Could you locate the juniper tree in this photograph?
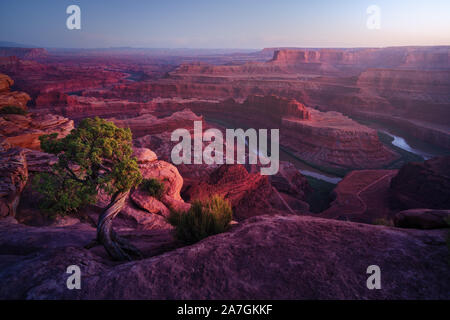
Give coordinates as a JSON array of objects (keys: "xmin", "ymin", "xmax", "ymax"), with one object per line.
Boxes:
[{"xmin": 35, "ymin": 117, "xmax": 142, "ymax": 261}]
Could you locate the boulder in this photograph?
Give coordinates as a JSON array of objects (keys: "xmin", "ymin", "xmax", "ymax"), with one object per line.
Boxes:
[
  {"xmin": 130, "ymin": 189, "xmax": 170, "ymax": 217},
  {"xmin": 390, "ymin": 156, "xmax": 450, "ymax": 210},
  {"xmin": 161, "ymin": 194, "xmax": 191, "ymax": 213},
  {"xmin": 0, "ymin": 91, "xmax": 31, "ymax": 109},
  {"xmin": 132, "ymin": 147, "xmax": 157, "ymax": 163},
  {"xmin": 120, "ymin": 199, "xmax": 172, "ymax": 231},
  {"xmin": 136, "ymin": 158, "xmax": 191, "ymax": 217},
  {"xmin": 394, "ymin": 209, "xmax": 450, "ymax": 229},
  {"xmin": 184, "ymin": 164, "xmax": 275, "ymax": 220},
  {"xmin": 139, "ymin": 160, "xmax": 184, "ymax": 201}
]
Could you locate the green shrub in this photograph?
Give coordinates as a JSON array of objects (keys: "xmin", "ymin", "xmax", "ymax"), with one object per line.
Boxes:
[
  {"xmin": 168, "ymin": 195, "xmax": 233, "ymax": 244},
  {"xmin": 372, "ymin": 217, "xmax": 394, "ymax": 227},
  {"xmin": 141, "ymin": 178, "xmax": 165, "ymax": 199},
  {"xmin": 0, "ymin": 106, "xmax": 27, "ymax": 115}
]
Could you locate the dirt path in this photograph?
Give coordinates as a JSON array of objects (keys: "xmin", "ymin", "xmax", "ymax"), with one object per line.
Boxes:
[
  {"xmin": 272, "ymin": 187, "xmax": 296, "ymax": 215},
  {"xmin": 354, "ymin": 172, "xmax": 396, "ymax": 215}
]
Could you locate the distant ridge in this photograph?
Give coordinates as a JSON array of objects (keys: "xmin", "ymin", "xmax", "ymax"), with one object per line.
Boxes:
[
  {"xmin": 0, "ymin": 41, "xmax": 38, "ymax": 48},
  {"xmin": 0, "ymin": 47, "xmax": 48, "ymax": 59}
]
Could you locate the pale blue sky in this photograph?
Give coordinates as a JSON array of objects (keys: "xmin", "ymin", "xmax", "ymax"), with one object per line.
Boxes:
[{"xmin": 0, "ymin": 0, "xmax": 449, "ymax": 48}]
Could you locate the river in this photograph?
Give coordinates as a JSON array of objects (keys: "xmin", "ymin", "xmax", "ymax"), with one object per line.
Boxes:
[
  {"xmin": 204, "ymin": 116, "xmax": 444, "ymax": 185},
  {"xmin": 244, "ymin": 137, "xmax": 342, "ymax": 184},
  {"xmin": 380, "ymin": 130, "xmax": 435, "ymax": 160},
  {"xmin": 206, "ymin": 117, "xmax": 343, "ymax": 184}
]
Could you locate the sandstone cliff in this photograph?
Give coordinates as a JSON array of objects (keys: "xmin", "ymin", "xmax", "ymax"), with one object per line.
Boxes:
[
  {"xmin": 0, "ymin": 113, "xmax": 74, "ymax": 150},
  {"xmin": 281, "ymin": 109, "xmax": 398, "ymax": 169},
  {"xmin": 270, "ymin": 47, "xmax": 450, "ymax": 70},
  {"xmin": 180, "ymin": 95, "xmax": 398, "ymax": 169},
  {"xmin": 243, "ymin": 95, "xmax": 311, "ymax": 121}
]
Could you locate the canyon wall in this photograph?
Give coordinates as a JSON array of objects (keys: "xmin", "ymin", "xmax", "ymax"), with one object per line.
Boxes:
[
  {"xmin": 180, "ymin": 95, "xmax": 397, "ymax": 169},
  {"xmin": 164, "ymin": 46, "xmax": 450, "ymax": 150},
  {"xmin": 281, "ymin": 110, "xmax": 398, "ymax": 169},
  {"xmin": 270, "ymin": 47, "xmax": 450, "ymax": 70}
]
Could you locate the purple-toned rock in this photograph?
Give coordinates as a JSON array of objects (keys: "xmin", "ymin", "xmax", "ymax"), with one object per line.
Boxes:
[
  {"xmin": 0, "ymin": 148, "xmax": 28, "ymax": 218},
  {"xmin": 394, "ymin": 209, "xmax": 450, "ymax": 229},
  {"xmin": 130, "ymin": 189, "xmax": 170, "ymax": 217},
  {"xmin": 132, "ymin": 147, "xmax": 157, "ymax": 163},
  {"xmin": 390, "ymin": 156, "xmax": 450, "ymax": 210},
  {"xmin": 0, "ymin": 113, "xmax": 74, "ymax": 150},
  {"xmin": 139, "ymin": 160, "xmax": 184, "ymax": 201},
  {"xmin": 0, "ymin": 214, "xmax": 448, "ymax": 299},
  {"xmin": 120, "ymin": 199, "xmax": 172, "ymax": 231}
]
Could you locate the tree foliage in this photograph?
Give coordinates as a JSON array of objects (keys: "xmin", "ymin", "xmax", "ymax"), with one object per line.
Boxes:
[{"xmin": 34, "ymin": 117, "xmax": 142, "ymax": 216}]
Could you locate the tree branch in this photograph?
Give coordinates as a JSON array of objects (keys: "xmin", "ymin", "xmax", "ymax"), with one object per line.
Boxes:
[{"xmin": 64, "ymin": 163, "xmax": 86, "ymax": 183}]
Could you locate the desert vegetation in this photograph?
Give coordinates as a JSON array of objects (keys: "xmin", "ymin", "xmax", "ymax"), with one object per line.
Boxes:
[
  {"xmin": 168, "ymin": 195, "xmax": 233, "ymax": 244},
  {"xmin": 141, "ymin": 178, "xmax": 165, "ymax": 200},
  {"xmin": 372, "ymin": 217, "xmax": 394, "ymax": 227},
  {"xmin": 0, "ymin": 105, "xmax": 27, "ymax": 115},
  {"xmin": 33, "ymin": 117, "xmax": 143, "ymax": 260}
]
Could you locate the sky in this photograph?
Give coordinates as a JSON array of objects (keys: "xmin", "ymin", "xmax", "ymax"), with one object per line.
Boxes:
[{"xmin": 0, "ymin": 0, "xmax": 449, "ymax": 49}]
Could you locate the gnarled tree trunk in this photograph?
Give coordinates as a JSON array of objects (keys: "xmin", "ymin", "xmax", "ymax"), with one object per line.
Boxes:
[{"xmin": 97, "ymin": 191, "xmax": 142, "ymax": 261}]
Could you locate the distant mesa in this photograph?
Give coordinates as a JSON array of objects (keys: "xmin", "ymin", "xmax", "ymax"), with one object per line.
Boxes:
[
  {"xmin": 269, "ymin": 47, "xmax": 450, "ymax": 70},
  {"xmin": 243, "ymin": 95, "xmax": 311, "ymax": 121},
  {"xmin": 35, "ymin": 91, "xmax": 77, "ymax": 107},
  {"xmin": 0, "ymin": 41, "xmax": 39, "ymax": 48}
]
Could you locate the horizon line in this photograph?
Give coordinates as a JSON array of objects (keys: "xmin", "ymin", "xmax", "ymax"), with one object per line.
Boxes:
[{"xmin": 2, "ymin": 44, "xmax": 450, "ymax": 51}]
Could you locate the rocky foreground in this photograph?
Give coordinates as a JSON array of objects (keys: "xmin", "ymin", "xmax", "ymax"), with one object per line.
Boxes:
[{"xmin": 0, "ymin": 214, "xmax": 448, "ymax": 299}]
